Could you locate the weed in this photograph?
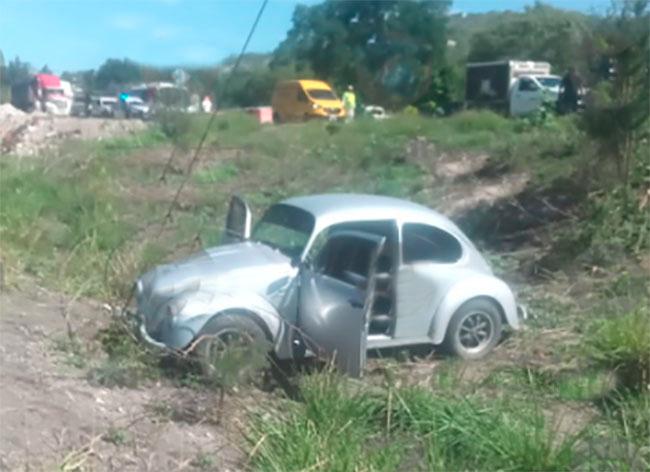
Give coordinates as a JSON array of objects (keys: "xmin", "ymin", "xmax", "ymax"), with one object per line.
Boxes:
[
  {"xmin": 52, "ymin": 336, "xmax": 89, "ymax": 369},
  {"xmin": 585, "ymin": 305, "xmax": 650, "ymax": 392},
  {"xmin": 194, "ymin": 162, "xmax": 239, "ymax": 184},
  {"xmin": 554, "ymin": 370, "xmax": 614, "ymax": 401},
  {"xmin": 192, "ymin": 452, "xmax": 216, "ymax": 470},
  {"xmin": 103, "ymin": 427, "xmax": 129, "ymax": 446},
  {"xmin": 248, "ymin": 372, "xmax": 404, "ymax": 471},
  {"xmin": 249, "ymin": 371, "xmax": 587, "ymax": 471},
  {"xmin": 88, "ymin": 318, "xmax": 161, "ymax": 388},
  {"xmin": 392, "ymin": 387, "xmax": 580, "ymax": 471}
]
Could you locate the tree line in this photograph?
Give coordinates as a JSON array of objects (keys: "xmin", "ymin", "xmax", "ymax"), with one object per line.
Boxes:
[{"xmin": 1, "ymin": 0, "xmax": 647, "ymax": 116}]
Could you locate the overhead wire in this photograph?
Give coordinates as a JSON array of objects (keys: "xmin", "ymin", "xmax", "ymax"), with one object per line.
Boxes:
[{"xmin": 114, "ymin": 0, "xmax": 270, "ymax": 315}]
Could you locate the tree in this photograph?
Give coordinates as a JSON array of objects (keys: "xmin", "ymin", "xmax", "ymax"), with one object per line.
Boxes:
[
  {"xmin": 5, "ymin": 56, "xmax": 32, "ymax": 85},
  {"xmin": 582, "ymin": 0, "xmax": 649, "ymax": 187},
  {"xmin": 40, "ymin": 64, "xmax": 53, "ymax": 74},
  {"xmin": 95, "ymin": 58, "xmax": 142, "ymax": 90},
  {"xmin": 467, "ymin": 3, "xmax": 592, "ymax": 74},
  {"xmin": 272, "ymin": 0, "xmax": 451, "ymax": 108}
]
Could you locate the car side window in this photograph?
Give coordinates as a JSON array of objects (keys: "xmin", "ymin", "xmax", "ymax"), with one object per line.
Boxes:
[
  {"xmin": 518, "ymin": 78, "xmax": 539, "ymax": 92},
  {"xmin": 402, "ymin": 223, "xmax": 462, "ymax": 264}
]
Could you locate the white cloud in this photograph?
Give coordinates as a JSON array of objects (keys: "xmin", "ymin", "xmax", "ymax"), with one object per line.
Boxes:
[{"xmin": 109, "ymin": 14, "xmax": 142, "ymax": 31}]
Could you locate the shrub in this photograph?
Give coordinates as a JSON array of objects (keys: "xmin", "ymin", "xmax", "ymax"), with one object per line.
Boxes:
[{"xmin": 586, "ymin": 305, "xmax": 650, "ymax": 393}]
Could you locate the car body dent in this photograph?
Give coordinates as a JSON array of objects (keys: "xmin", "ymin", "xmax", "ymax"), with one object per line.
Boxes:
[
  {"xmin": 137, "ymin": 241, "xmax": 295, "ymax": 350},
  {"xmin": 429, "ymin": 274, "xmax": 518, "ymax": 344}
]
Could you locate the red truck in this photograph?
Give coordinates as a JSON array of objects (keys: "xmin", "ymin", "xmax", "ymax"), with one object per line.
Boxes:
[{"xmin": 11, "ymin": 73, "xmax": 72, "ymax": 115}]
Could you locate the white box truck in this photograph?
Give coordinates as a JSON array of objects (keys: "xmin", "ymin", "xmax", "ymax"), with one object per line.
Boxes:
[{"xmin": 465, "ymin": 60, "xmax": 561, "ymax": 116}]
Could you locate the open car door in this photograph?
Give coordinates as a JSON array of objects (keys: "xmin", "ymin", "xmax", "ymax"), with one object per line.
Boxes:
[
  {"xmin": 298, "ymin": 230, "xmax": 385, "ymax": 377},
  {"xmin": 222, "ymin": 195, "xmax": 252, "ymax": 244}
]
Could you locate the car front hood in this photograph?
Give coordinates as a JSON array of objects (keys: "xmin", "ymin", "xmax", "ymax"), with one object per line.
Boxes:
[{"xmin": 136, "ymin": 241, "xmax": 294, "ymax": 333}]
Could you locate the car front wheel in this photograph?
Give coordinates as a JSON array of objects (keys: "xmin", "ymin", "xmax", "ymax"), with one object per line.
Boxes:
[
  {"xmin": 443, "ymin": 299, "xmax": 502, "ymax": 360},
  {"xmin": 194, "ymin": 314, "xmax": 271, "ymax": 384}
]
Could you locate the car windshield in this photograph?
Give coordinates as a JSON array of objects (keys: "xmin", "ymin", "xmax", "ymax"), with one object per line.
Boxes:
[
  {"xmin": 252, "ymin": 204, "xmax": 315, "ymax": 259},
  {"xmin": 307, "ymin": 89, "xmax": 337, "ymax": 100},
  {"xmin": 538, "ymin": 77, "xmax": 561, "ymax": 88}
]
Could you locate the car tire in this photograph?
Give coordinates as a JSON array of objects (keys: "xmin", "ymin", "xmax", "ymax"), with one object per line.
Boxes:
[
  {"xmin": 194, "ymin": 314, "xmax": 271, "ymax": 384},
  {"xmin": 442, "ymin": 298, "xmax": 502, "ymax": 360}
]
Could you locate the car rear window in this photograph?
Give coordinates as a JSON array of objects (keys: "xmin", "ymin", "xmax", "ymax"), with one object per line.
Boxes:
[{"xmin": 402, "ymin": 223, "xmax": 462, "ymax": 264}]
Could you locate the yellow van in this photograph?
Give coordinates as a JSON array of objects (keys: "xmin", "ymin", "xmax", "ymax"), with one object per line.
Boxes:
[{"xmin": 271, "ymin": 80, "xmax": 345, "ymax": 122}]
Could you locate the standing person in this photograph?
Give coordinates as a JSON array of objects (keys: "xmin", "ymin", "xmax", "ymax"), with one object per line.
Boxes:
[
  {"xmin": 342, "ymin": 85, "xmax": 356, "ymax": 122},
  {"xmin": 559, "ymin": 67, "xmax": 580, "ymax": 114},
  {"xmin": 202, "ymin": 95, "xmax": 213, "ymax": 113}
]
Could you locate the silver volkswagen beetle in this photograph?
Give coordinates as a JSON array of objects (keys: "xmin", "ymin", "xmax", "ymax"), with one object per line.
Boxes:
[{"xmin": 135, "ymin": 194, "xmax": 523, "ymax": 377}]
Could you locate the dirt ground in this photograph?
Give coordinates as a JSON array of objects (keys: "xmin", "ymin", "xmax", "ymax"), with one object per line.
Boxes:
[
  {"xmin": 0, "ymin": 281, "xmax": 245, "ymax": 471},
  {"xmin": 0, "ymin": 104, "xmax": 148, "ymax": 156}
]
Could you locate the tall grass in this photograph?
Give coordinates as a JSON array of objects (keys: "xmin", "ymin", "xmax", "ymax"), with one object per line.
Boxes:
[
  {"xmin": 247, "ymin": 373, "xmax": 404, "ymax": 471},
  {"xmin": 586, "ymin": 305, "xmax": 650, "ymax": 393},
  {"xmin": 247, "ymin": 372, "xmax": 582, "ymax": 471}
]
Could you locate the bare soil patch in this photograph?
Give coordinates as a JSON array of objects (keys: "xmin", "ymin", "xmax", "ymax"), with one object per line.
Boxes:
[
  {"xmin": 1, "ymin": 111, "xmax": 148, "ymax": 156},
  {"xmin": 0, "ymin": 282, "xmax": 244, "ymax": 471}
]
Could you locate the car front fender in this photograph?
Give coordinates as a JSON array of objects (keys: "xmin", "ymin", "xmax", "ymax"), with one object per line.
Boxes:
[
  {"xmin": 165, "ymin": 290, "xmax": 283, "ymax": 350},
  {"xmin": 429, "ymin": 275, "xmax": 519, "ymax": 345}
]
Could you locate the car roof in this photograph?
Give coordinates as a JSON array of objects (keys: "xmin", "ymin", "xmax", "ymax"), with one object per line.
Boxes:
[
  {"xmin": 282, "ymin": 193, "xmax": 459, "ymax": 232},
  {"xmin": 296, "ymin": 80, "xmax": 333, "ymax": 90}
]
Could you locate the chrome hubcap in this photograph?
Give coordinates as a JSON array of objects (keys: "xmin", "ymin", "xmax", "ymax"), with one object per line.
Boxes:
[{"xmin": 457, "ymin": 311, "xmax": 493, "ymax": 353}]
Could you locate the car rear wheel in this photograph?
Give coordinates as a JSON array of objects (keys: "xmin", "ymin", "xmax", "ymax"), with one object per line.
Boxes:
[
  {"xmin": 443, "ymin": 299, "xmax": 502, "ymax": 360},
  {"xmin": 194, "ymin": 314, "xmax": 271, "ymax": 384}
]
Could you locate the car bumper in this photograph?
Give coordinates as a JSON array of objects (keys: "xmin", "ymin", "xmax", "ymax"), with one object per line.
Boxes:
[
  {"xmin": 517, "ymin": 304, "xmax": 528, "ymax": 322},
  {"xmin": 135, "ymin": 312, "xmax": 198, "ymax": 352}
]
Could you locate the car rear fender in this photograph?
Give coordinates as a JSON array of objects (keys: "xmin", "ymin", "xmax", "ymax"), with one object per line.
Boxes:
[{"xmin": 429, "ymin": 275, "xmax": 519, "ymax": 345}]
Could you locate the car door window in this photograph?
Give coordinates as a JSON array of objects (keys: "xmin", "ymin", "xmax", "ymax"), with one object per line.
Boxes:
[
  {"xmin": 307, "ymin": 220, "xmax": 397, "ymax": 272},
  {"xmin": 402, "ymin": 223, "xmax": 462, "ymax": 264},
  {"xmin": 518, "ymin": 78, "xmax": 539, "ymax": 92},
  {"xmin": 315, "ymin": 234, "xmax": 375, "ymax": 286}
]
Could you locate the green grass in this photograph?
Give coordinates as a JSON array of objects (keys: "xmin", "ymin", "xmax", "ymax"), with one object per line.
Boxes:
[
  {"xmin": 585, "ymin": 305, "xmax": 650, "ymax": 393},
  {"xmin": 248, "ymin": 372, "xmax": 583, "ymax": 471},
  {"xmin": 0, "ymin": 109, "xmax": 584, "ymax": 299}
]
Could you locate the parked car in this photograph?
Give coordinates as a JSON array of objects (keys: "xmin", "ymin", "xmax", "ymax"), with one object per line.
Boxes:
[
  {"xmin": 90, "ymin": 96, "xmax": 118, "ymax": 117},
  {"xmin": 134, "ymin": 194, "xmax": 524, "ymax": 377},
  {"xmin": 271, "ymin": 80, "xmax": 345, "ymax": 122},
  {"xmin": 364, "ymin": 105, "xmax": 388, "ymax": 120},
  {"xmin": 124, "ymin": 96, "xmax": 151, "ymax": 119}
]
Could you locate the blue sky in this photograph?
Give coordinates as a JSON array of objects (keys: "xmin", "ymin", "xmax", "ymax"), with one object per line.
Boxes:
[{"xmin": 1, "ymin": 0, "xmax": 609, "ymax": 73}]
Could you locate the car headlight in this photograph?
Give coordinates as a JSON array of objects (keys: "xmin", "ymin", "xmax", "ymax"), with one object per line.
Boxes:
[{"xmin": 312, "ymin": 103, "xmax": 321, "ymax": 110}]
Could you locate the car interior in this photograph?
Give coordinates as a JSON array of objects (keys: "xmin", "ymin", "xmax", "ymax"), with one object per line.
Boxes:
[{"xmin": 315, "ymin": 220, "xmax": 398, "ymax": 336}]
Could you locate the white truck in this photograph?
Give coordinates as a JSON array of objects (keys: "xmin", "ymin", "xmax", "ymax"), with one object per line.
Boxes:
[{"xmin": 465, "ymin": 60, "xmax": 561, "ymax": 116}]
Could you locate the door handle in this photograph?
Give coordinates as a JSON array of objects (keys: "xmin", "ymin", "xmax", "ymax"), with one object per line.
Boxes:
[{"xmin": 348, "ymin": 299, "xmax": 364, "ymax": 309}]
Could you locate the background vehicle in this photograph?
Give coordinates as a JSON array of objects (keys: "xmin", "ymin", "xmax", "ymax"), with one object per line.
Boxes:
[
  {"xmin": 10, "ymin": 73, "xmax": 72, "ymax": 115},
  {"xmin": 90, "ymin": 96, "xmax": 118, "ymax": 117},
  {"xmin": 465, "ymin": 60, "xmax": 559, "ymax": 116},
  {"xmin": 135, "ymin": 194, "xmax": 523, "ymax": 378},
  {"xmin": 364, "ymin": 105, "xmax": 388, "ymax": 120},
  {"xmin": 271, "ymin": 80, "xmax": 345, "ymax": 122},
  {"xmin": 123, "ymin": 96, "xmax": 150, "ymax": 119},
  {"xmin": 126, "ymin": 82, "xmax": 192, "ymax": 114}
]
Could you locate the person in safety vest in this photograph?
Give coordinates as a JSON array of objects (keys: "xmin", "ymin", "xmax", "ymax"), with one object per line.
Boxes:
[{"xmin": 342, "ymin": 85, "xmax": 356, "ymax": 122}]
